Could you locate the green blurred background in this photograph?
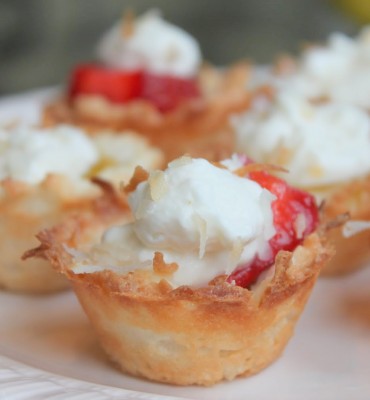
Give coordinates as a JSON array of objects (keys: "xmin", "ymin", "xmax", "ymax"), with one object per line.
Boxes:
[{"xmin": 0, "ymin": 0, "xmax": 366, "ymax": 95}]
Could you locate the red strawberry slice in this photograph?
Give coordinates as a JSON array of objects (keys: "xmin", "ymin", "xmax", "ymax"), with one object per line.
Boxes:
[
  {"xmin": 228, "ymin": 170, "xmax": 319, "ymax": 288},
  {"xmin": 68, "ymin": 63, "xmax": 201, "ymax": 113},
  {"xmin": 68, "ymin": 64, "xmax": 143, "ymax": 103},
  {"xmin": 141, "ymin": 72, "xmax": 201, "ymax": 113}
]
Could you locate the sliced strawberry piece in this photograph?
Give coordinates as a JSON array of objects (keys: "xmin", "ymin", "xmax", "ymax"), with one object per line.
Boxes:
[
  {"xmin": 68, "ymin": 64, "xmax": 143, "ymax": 104},
  {"xmin": 227, "ymin": 257, "xmax": 273, "ymax": 289},
  {"xmin": 141, "ymin": 72, "xmax": 201, "ymax": 113},
  {"xmin": 228, "ymin": 170, "xmax": 318, "ymax": 288},
  {"xmin": 250, "ymin": 171, "xmax": 319, "ymax": 253}
]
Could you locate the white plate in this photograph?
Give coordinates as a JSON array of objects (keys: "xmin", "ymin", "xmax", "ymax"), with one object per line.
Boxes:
[{"xmin": 0, "ymin": 91, "xmax": 370, "ymax": 400}]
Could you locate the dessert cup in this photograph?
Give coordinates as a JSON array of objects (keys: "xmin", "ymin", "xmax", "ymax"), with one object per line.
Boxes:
[
  {"xmin": 43, "ymin": 63, "xmax": 252, "ymax": 163},
  {"xmin": 0, "ymin": 175, "xmax": 128, "ymax": 293},
  {"xmin": 0, "ymin": 124, "xmax": 162, "ymax": 293},
  {"xmin": 33, "ymin": 225, "xmax": 331, "ymax": 385},
  {"xmin": 233, "ymin": 26, "xmax": 370, "ymax": 276},
  {"xmin": 42, "ymin": 10, "xmax": 255, "ymax": 163},
  {"xmin": 28, "ymin": 156, "xmax": 332, "ymax": 384}
]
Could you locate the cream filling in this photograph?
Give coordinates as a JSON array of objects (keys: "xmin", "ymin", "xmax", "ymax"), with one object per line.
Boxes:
[{"xmin": 71, "ymin": 156, "xmax": 276, "ymax": 288}]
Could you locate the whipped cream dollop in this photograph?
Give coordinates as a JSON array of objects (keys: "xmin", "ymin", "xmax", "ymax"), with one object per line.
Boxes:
[
  {"xmin": 0, "ymin": 125, "xmax": 98, "ymax": 185},
  {"xmin": 97, "ymin": 10, "xmax": 201, "ymax": 77},
  {"xmin": 0, "ymin": 125, "xmax": 162, "ymax": 186},
  {"xmin": 250, "ymin": 27, "xmax": 370, "ymax": 108},
  {"xmin": 86, "ymin": 157, "xmax": 275, "ymax": 287},
  {"xmin": 290, "ymin": 27, "xmax": 370, "ymax": 108},
  {"xmin": 233, "ymin": 91, "xmax": 370, "ymax": 188}
]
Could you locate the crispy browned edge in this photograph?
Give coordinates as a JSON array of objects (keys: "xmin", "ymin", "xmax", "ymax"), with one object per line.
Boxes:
[
  {"xmin": 42, "ymin": 63, "xmax": 267, "ymax": 163},
  {"xmin": 320, "ymin": 173, "xmax": 370, "ymax": 276}
]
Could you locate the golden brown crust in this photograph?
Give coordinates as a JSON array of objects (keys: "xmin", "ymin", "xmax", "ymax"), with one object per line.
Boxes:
[
  {"xmin": 320, "ymin": 173, "xmax": 370, "ymax": 276},
  {"xmin": 42, "ymin": 63, "xmax": 254, "ymax": 163},
  {"xmin": 34, "ymin": 226, "xmax": 332, "ymax": 385},
  {"xmin": 0, "ymin": 176, "xmax": 130, "ymax": 293}
]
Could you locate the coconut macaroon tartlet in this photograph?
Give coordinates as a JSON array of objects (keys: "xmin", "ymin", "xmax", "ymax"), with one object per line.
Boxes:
[
  {"xmin": 0, "ymin": 124, "xmax": 162, "ymax": 293},
  {"xmin": 43, "ymin": 10, "xmax": 252, "ymax": 163},
  {"xmin": 31, "ymin": 155, "xmax": 332, "ymax": 385},
  {"xmin": 233, "ymin": 28, "xmax": 370, "ymax": 276}
]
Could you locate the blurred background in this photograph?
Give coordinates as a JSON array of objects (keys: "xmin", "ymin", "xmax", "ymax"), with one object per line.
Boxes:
[{"xmin": 0, "ymin": 0, "xmax": 367, "ymax": 95}]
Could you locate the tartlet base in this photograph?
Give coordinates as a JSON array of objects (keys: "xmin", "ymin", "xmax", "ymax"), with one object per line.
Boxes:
[
  {"xmin": 35, "ymin": 227, "xmax": 332, "ymax": 385},
  {"xmin": 1, "ymin": 176, "xmax": 129, "ymax": 294}
]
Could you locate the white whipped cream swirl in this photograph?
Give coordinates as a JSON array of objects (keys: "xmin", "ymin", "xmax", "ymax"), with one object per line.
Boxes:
[
  {"xmin": 88, "ymin": 156, "xmax": 276, "ymax": 287},
  {"xmin": 97, "ymin": 10, "xmax": 201, "ymax": 78},
  {"xmin": 0, "ymin": 125, "xmax": 98, "ymax": 185},
  {"xmin": 0, "ymin": 125, "xmax": 163, "ymax": 187},
  {"xmin": 233, "ymin": 91, "xmax": 370, "ymax": 188}
]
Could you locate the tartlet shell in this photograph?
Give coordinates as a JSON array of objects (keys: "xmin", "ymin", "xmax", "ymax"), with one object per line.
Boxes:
[
  {"xmin": 0, "ymin": 176, "xmax": 129, "ymax": 293},
  {"xmin": 321, "ymin": 173, "xmax": 370, "ymax": 276},
  {"xmin": 35, "ymin": 226, "xmax": 332, "ymax": 385},
  {"xmin": 42, "ymin": 63, "xmax": 255, "ymax": 163}
]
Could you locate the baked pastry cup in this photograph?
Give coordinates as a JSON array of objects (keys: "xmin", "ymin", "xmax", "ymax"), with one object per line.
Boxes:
[
  {"xmin": 319, "ymin": 173, "xmax": 370, "ymax": 276},
  {"xmin": 31, "ymin": 221, "xmax": 331, "ymax": 385},
  {"xmin": 43, "ymin": 63, "xmax": 253, "ymax": 163},
  {"xmin": 234, "ymin": 67, "xmax": 370, "ymax": 277},
  {"xmin": 0, "ymin": 123, "xmax": 163, "ymax": 293},
  {"xmin": 0, "ymin": 175, "xmax": 129, "ymax": 293}
]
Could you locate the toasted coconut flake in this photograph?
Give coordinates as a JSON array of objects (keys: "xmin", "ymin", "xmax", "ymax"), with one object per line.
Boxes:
[
  {"xmin": 289, "ymin": 245, "xmax": 316, "ymax": 280},
  {"xmin": 323, "ymin": 212, "xmax": 350, "ymax": 231},
  {"xmin": 152, "ymin": 252, "xmax": 178, "ymax": 275},
  {"xmin": 148, "ymin": 170, "xmax": 168, "ymax": 202},
  {"xmin": 342, "ymin": 220, "xmax": 370, "ymax": 238},
  {"xmin": 293, "ymin": 213, "xmax": 306, "ymax": 240},
  {"xmin": 251, "ymin": 265, "xmax": 275, "ymax": 304},
  {"xmin": 228, "ymin": 239, "xmax": 244, "ymax": 275},
  {"xmin": 121, "ymin": 9, "xmax": 135, "ymax": 38},
  {"xmin": 194, "ymin": 214, "xmax": 208, "ymax": 259},
  {"xmin": 124, "ymin": 166, "xmax": 149, "ymax": 194},
  {"xmin": 86, "ymin": 157, "xmax": 116, "ymax": 178}
]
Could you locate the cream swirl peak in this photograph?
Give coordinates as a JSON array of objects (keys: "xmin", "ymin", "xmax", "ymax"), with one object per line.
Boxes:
[{"xmin": 97, "ymin": 10, "xmax": 202, "ymax": 77}]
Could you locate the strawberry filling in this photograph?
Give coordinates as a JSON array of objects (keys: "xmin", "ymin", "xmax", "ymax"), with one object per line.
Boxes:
[
  {"xmin": 228, "ymin": 170, "xmax": 319, "ymax": 288},
  {"xmin": 68, "ymin": 63, "xmax": 201, "ymax": 113}
]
